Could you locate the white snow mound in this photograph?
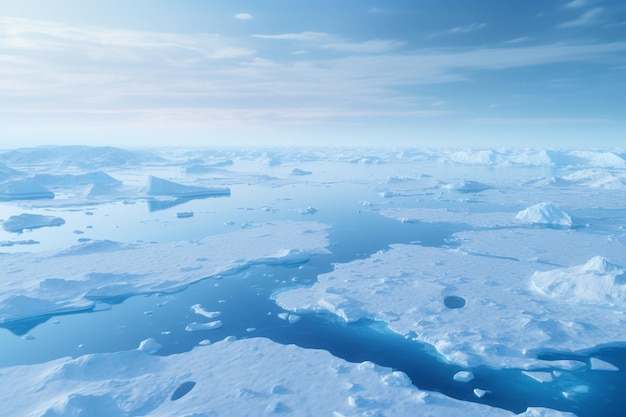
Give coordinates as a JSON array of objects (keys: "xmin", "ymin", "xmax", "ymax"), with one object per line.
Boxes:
[
  {"xmin": 531, "ymin": 256, "xmax": 626, "ymax": 307},
  {"xmin": 516, "ymin": 203, "xmax": 572, "ymax": 227}
]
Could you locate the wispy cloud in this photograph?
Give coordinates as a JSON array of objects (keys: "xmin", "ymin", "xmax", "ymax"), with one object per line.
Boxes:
[
  {"xmin": 559, "ymin": 7, "xmax": 604, "ymax": 27},
  {"xmin": 565, "ymin": 0, "xmax": 588, "ymax": 9},
  {"xmin": 2, "ymin": 17, "xmax": 626, "ymax": 131},
  {"xmin": 234, "ymin": 13, "xmax": 253, "ymax": 20},
  {"xmin": 429, "ymin": 22, "xmax": 487, "ymax": 38},
  {"xmin": 253, "ymin": 32, "xmax": 405, "ymax": 54}
]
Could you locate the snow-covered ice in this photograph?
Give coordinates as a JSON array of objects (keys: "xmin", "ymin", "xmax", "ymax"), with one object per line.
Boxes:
[
  {"xmin": 516, "ymin": 203, "xmax": 572, "ymax": 227},
  {"xmin": 0, "ymin": 179, "xmax": 55, "ymax": 200},
  {"xmin": 0, "ymin": 221, "xmax": 328, "ymax": 325},
  {"xmin": 0, "ymin": 337, "xmax": 575, "ymax": 417},
  {"xmin": 2, "ymin": 213, "xmax": 65, "ymax": 233}
]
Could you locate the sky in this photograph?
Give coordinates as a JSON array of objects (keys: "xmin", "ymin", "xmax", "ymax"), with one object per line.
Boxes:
[{"xmin": 1, "ymin": 0, "xmax": 625, "ymax": 148}]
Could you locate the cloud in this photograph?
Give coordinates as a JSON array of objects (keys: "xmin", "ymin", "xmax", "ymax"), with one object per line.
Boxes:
[
  {"xmin": 565, "ymin": 0, "xmax": 588, "ymax": 9},
  {"xmin": 253, "ymin": 32, "xmax": 404, "ymax": 54},
  {"xmin": 234, "ymin": 13, "xmax": 253, "ymax": 20},
  {"xmin": 253, "ymin": 32, "xmax": 332, "ymax": 42},
  {"xmin": 429, "ymin": 23, "xmax": 487, "ymax": 38},
  {"xmin": 2, "ymin": 16, "xmax": 626, "ymax": 133},
  {"xmin": 559, "ymin": 7, "xmax": 604, "ymax": 27}
]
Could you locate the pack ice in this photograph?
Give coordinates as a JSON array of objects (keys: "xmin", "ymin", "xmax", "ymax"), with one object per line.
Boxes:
[
  {"xmin": 0, "ymin": 221, "xmax": 328, "ymax": 326},
  {"xmin": 0, "ymin": 337, "xmax": 575, "ymax": 417}
]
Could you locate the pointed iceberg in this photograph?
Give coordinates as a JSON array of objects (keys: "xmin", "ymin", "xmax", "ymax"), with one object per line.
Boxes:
[
  {"xmin": 145, "ymin": 176, "xmax": 230, "ymax": 198},
  {"xmin": 516, "ymin": 203, "xmax": 571, "ymax": 227}
]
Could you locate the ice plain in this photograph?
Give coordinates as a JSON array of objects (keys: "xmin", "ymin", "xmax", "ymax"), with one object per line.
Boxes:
[{"xmin": 1, "ymin": 146, "xmax": 626, "ymax": 416}]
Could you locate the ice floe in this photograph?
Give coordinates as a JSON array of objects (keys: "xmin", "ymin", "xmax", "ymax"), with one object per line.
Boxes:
[
  {"xmin": 589, "ymin": 357, "xmax": 619, "ymax": 371},
  {"xmin": 2, "ymin": 213, "xmax": 65, "ymax": 233},
  {"xmin": 290, "ymin": 168, "xmax": 312, "ymax": 176},
  {"xmin": 276, "ymin": 241, "xmax": 626, "ymax": 368},
  {"xmin": 0, "ymin": 221, "xmax": 328, "ymax": 326},
  {"xmin": 516, "ymin": 203, "xmax": 572, "ymax": 227},
  {"xmin": 0, "ymin": 337, "xmax": 574, "ymax": 417}
]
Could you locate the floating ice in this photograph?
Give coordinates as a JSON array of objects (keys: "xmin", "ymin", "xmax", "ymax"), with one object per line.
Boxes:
[
  {"xmin": 522, "ymin": 371, "xmax": 554, "ymax": 383},
  {"xmin": 589, "ymin": 357, "xmax": 619, "ymax": 371},
  {"xmin": 0, "ymin": 337, "xmax": 561, "ymax": 417},
  {"xmin": 290, "ymin": 168, "xmax": 312, "ymax": 176},
  {"xmin": 0, "ymin": 179, "xmax": 54, "ymax": 200},
  {"xmin": 191, "ymin": 304, "xmax": 221, "ymax": 319},
  {"xmin": 145, "ymin": 175, "xmax": 230, "ymax": 198},
  {"xmin": 531, "ymin": 257, "xmax": 626, "ymax": 307},
  {"xmin": 176, "ymin": 211, "xmax": 194, "ymax": 218},
  {"xmin": 137, "ymin": 338, "xmax": 162, "ymax": 354},
  {"xmin": 453, "ymin": 371, "xmax": 474, "ymax": 382},
  {"xmin": 516, "ymin": 203, "xmax": 572, "ymax": 227},
  {"xmin": 0, "ymin": 221, "xmax": 329, "ymax": 326},
  {"xmin": 299, "ymin": 206, "xmax": 318, "ymax": 215},
  {"xmin": 0, "ymin": 162, "xmax": 23, "ymax": 182},
  {"xmin": 443, "ymin": 180, "xmax": 492, "ymax": 193},
  {"xmin": 2, "ymin": 213, "xmax": 65, "ymax": 233},
  {"xmin": 276, "ymin": 241, "xmax": 626, "ymax": 368},
  {"xmin": 185, "ymin": 320, "xmax": 223, "ymax": 331}
]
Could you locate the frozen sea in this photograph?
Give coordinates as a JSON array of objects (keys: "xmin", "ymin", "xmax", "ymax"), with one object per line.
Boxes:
[{"xmin": 1, "ymin": 146, "xmax": 626, "ymax": 416}]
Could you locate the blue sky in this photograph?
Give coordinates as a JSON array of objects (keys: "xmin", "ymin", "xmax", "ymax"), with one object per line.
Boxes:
[{"xmin": 1, "ymin": 0, "xmax": 625, "ymax": 148}]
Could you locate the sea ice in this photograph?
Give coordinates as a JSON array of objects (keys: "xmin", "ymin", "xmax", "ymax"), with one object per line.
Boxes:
[
  {"xmin": 531, "ymin": 257, "xmax": 626, "ymax": 307},
  {"xmin": 191, "ymin": 304, "xmax": 221, "ymax": 319},
  {"xmin": 522, "ymin": 371, "xmax": 554, "ymax": 383},
  {"xmin": 185, "ymin": 320, "xmax": 223, "ymax": 331},
  {"xmin": 2, "ymin": 213, "xmax": 65, "ymax": 233},
  {"xmin": 443, "ymin": 180, "xmax": 492, "ymax": 193},
  {"xmin": 176, "ymin": 211, "xmax": 194, "ymax": 218},
  {"xmin": 589, "ymin": 357, "xmax": 619, "ymax": 371},
  {"xmin": 0, "ymin": 337, "xmax": 574, "ymax": 417},
  {"xmin": 145, "ymin": 175, "xmax": 230, "ymax": 198},
  {"xmin": 0, "ymin": 221, "xmax": 329, "ymax": 326},
  {"xmin": 453, "ymin": 371, "xmax": 474, "ymax": 382},
  {"xmin": 275, "ymin": 241, "xmax": 626, "ymax": 368},
  {"xmin": 516, "ymin": 203, "xmax": 572, "ymax": 227},
  {"xmin": 290, "ymin": 168, "xmax": 312, "ymax": 176},
  {"xmin": 0, "ymin": 179, "xmax": 54, "ymax": 200}
]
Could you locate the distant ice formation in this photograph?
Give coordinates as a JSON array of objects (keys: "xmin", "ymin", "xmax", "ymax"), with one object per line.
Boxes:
[
  {"xmin": 516, "ymin": 203, "xmax": 572, "ymax": 227},
  {"xmin": 443, "ymin": 180, "xmax": 492, "ymax": 193},
  {"xmin": 2, "ymin": 213, "xmax": 65, "ymax": 233},
  {"xmin": 0, "ymin": 179, "xmax": 54, "ymax": 200},
  {"xmin": 0, "ymin": 337, "xmax": 574, "ymax": 417},
  {"xmin": 145, "ymin": 175, "xmax": 230, "ymax": 198},
  {"xmin": 290, "ymin": 168, "xmax": 312, "ymax": 176}
]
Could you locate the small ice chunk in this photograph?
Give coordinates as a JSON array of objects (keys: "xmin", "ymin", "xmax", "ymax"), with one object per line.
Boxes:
[
  {"xmin": 176, "ymin": 211, "xmax": 194, "ymax": 219},
  {"xmin": 137, "ymin": 338, "xmax": 162, "ymax": 354},
  {"xmin": 185, "ymin": 321, "xmax": 223, "ymax": 331},
  {"xmin": 522, "ymin": 371, "xmax": 554, "ymax": 383},
  {"xmin": 277, "ymin": 312, "xmax": 289, "ymax": 320},
  {"xmin": 3, "ymin": 213, "xmax": 65, "ymax": 233},
  {"xmin": 516, "ymin": 203, "xmax": 572, "ymax": 227},
  {"xmin": 198, "ymin": 339, "xmax": 211, "ymax": 345},
  {"xmin": 290, "ymin": 168, "xmax": 312, "ymax": 176},
  {"xmin": 589, "ymin": 357, "xmax": 619, "ymax": 371},
  {"xmin": 287, "ymin": 314, "xmax": 301, "ymax": 324},
  {"xmin": 299, "ymin": 207, "xmax": 318, "ymax": 215},
  {"xmin": 246, "ymin": 327, "xmax": 256, "ymax": 332},
  {"xmin": 191, "ymin": 304, "xmax": 221, "ymax": 319},
  {"xmin": 473, "ymin": 388, "xmax": 489, "ymax": 398},
  {"xmin": 453, "ymin": 371, "xmax": 474, "ymax": 382}
]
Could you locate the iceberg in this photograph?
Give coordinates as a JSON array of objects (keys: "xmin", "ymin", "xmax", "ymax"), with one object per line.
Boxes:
[
  {"xmin": 0, "ymin": 179, "xmax": 54, "ymax": 200},
  {"xmin": 443, "ymin": 180, "xmax": 492, "ymax": 193},
  {"xmin": 290, "ymin": 168, "xmax": 312, "ymax": 176},
  {"xmin": 0, "ymin": 337, "xmax": 571, "ymax": 417},
  {"xmin": 516, "ymin": 203, "xmax": 572, "ymax": 227},
  {"xmin": 145, "ymin": 175, "xmax": 230, "ymax": 198},
  {"xmin": 31, "ymin": 171, "xmax": 122, "ymax": 187},
  {"xmin": 2, "ymin": 213, "xmax": 65, "ymax": 233}
]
